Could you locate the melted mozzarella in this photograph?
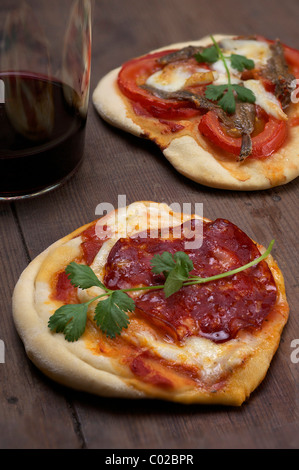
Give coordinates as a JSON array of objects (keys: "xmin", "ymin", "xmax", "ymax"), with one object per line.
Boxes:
[
  {"xmin": 210, "ymin": 59, "xmax": 241, "ymax": 85},
  {"xmin": 219, "ymin": 38, "xmax": 272, "ymax": 66},
  {"xmin": 244, "ymin": 79, "xmax": 288, "ymax": 120},
  {"xmin": 146, "ymin": 63, "xmax": 216, "ymax": 92},
  {"xmin": 125, "ymin": 324, "xmax": 260, "ymax": 382}
]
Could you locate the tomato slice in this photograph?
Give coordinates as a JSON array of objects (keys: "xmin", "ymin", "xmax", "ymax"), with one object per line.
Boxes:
[
  {"xmin": 117, "ymin": 50, "xmax": 202, "ymax": 119},
  {"xmin": 198, "ymin": 110, "xmax": 287, "ymax": 159}
]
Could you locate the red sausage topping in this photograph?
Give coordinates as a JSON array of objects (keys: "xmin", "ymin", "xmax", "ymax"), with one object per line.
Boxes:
[{"xmin": 104, "ymin": 219, "xmax": 277, "ymax": 343}]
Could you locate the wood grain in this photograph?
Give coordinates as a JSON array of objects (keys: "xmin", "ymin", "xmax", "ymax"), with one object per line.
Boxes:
[{"xmin": 1, "ymin": 0, "xmax": 299, "ymax": 449}]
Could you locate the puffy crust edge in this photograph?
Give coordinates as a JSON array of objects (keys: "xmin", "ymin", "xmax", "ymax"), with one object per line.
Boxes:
[{"xmin": 12, "ymin": 222, "xmax": 145, "ymax": 400}]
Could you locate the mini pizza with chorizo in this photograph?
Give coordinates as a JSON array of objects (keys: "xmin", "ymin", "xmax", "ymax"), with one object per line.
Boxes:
[
  {"xmin": 93, "ymin": 34, "xmax": 299, "ymax": 190},
  {"xmin": 12, "ymin": 202, "xmax": 289, "ymax": 405}
]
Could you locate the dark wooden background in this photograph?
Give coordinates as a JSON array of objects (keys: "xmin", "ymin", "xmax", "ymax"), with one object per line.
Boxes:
[{"xmin": 1, "ymin": 0, "xmax": 299, "ymax": 449}]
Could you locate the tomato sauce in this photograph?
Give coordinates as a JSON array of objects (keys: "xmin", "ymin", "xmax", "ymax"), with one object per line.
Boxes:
[
  {"xmin": 130, "ymin": 353, "xmax": 174, "ymax": 389},
  {"xmin": 289, "ymin": 116, "xmax": 299, "ymax": 127},
  {"xmin": 159, "ymin": 119, "xmax": 185, "ymax": 133}
]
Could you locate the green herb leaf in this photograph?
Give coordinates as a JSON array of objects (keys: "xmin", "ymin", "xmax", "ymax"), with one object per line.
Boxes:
[
  {"xmin": 48, "ymin": 303, "xmax": 88, "ymax": 342},
  {"xmin": 195, "ymin": 45, "xmax": 219, "ymax": 64},
  {"xmin": 163, "ymin": 263, "xmax": 189, "ymax": 298},
  {"xmin": 231, "ymin": 84, "xmax": 256, "ymax": 103},
  {"xmin": 230, "ymin": 54, "xmax": 255, "ymax": 72},
  {"xmin": 159, "ymin": 251, "xmax": 194, "ymax": 298},
  {"xmin": 65, "ymin": 262, "xmax": 106, "ymax": 290},
  {"xmin": 151, "ymin": 251, "xmax": 193, "ymax": 275},
  {"xmin": 205, "ymin": 84, "xmax": 228, "ymax": 102},
  {"xmin": 150, "ymin": 251, "xmax": 194, "ymax": 296},
  {"xmin": 163, "ymin": 267, "xmax": 185, "ymax": 298},
  {"xmin": 205, "ymin": 84, "xmax": 256, "ymax": 113},
  {"xmin": 150, "ymin": 251, "xmax": 176, "ymax": 278},
  {"xmin": 218, "ymin": 86, "xmax": 236, "ymax": 114},
  {"xmin": 173, "ymin": 251, "xmax": 194, "ymax": 274},
  {"xmin": 94, "ymin": 290, "xmax": 134, "ymax": 338}
]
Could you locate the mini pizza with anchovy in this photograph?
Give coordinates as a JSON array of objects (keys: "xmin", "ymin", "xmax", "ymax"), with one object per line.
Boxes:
[
  {"xmin": 12, "ymin": 202, "xmax": 289, "ymax": 405},
  {"xmin": 93, "ymin": 34, "xmax": 299, "ymax": 190}
]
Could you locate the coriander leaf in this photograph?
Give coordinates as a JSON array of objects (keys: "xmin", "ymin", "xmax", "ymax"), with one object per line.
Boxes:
[
  {"xmin": 163, "ymin": 252, "xmax": 194, "ymax": 298},
  {"xmin": 48, "ymin": 303, "xmax": 88, "ymax": 342},
  {"xmin": 231, "ymin": 84, "xmax": 256, "ymax": 103},
  {"xmin": 230, "ymin": 54, "xmax": 255, "ymax": 72},
  {"xmin": 195, "ymin": 45, "xmax": 219, "ymax": 64},
  {"xmin": 151, "ymin": 251, "xmax": 193, "ymax": 281},
  {"xmin": 218, "ymin": 86, "xmax": 236, "ymax": 114},
  {"xmin": 205, "ymin": 84, "xmax": 228, "ymax": 101},
  {"xmin": 150, "ymin": 251, "xmax": 176, "ymax": 278},
  {"xmin": 163, "ymin": 264, "xmax": 189, "ymax": 298},
  {"xmin": 94, "ymin": 290, "xmax": 134, "ymax": 338},
  {"xmin": 163, "ymin": 266, "xmax": 185, "ymax": 298},
  {"xmin": 173, "ymin": 251, "xmax": 194, "ymax": 275},
  {"xmin": 65, "ymin": 262, "xmax": 106, "ymax": 290},
  {"xmin": 210, "ymin": 35, "xmax": 231, "ymax": 83}
]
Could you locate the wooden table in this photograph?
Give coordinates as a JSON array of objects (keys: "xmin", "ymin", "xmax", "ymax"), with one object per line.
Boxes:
[{"xmin": 1, "ymin": 0, "xmax": 299, "ymax": 450}]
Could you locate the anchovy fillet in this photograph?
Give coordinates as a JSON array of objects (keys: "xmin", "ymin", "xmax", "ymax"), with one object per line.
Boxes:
[
  {"xmin": 140, "ymin": 85, "xmax": 215, "ymax": 110},
  {"xmin": 232, "ymin": 103, "xmax": 256, "ymax": 161},
  {"xmin": 156, "ymin": 45, "xmax": 205, "ymax": 65},
  {"xmin": 141, "ymin": 85, "xmax": 255, "ymax": 161},
  {"xmin": 264, "ymin": 40, "xmax": 295, "ymax": 109}
]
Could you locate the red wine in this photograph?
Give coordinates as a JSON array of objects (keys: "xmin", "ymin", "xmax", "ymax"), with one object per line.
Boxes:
[{"xmin": 0, "ymin": 72, "xmax": 87, "ymax": 198}]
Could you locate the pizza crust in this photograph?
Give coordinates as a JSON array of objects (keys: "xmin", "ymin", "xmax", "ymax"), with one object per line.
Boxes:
[
  {"xmin": 12, "ymin": 202, "xmax": 289, "ymax": 405},
  {"xmin": 92, "ymin": 35, "xmax": 299, "ymax": 190},
  {"xmin": 12, "ymin": 231, "xmax": 138, "ymax": 399}
]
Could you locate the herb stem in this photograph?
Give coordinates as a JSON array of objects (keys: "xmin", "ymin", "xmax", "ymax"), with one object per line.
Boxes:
[
  {"xmin": 210, "ymin": 35, "xmax": 231, "ymax": 85},
  {"xmin": 121, "ymin": 285, "xmax": 165, "ymax": 293},
  {"xmin": 92, "ymin": 239, "xmax": 274, "ymax": 296},
  {"xmin": 86, "ymin": 292, "xmax": 111, "ymax": 306},
  {"xmin": 182, "ymin": 240, "xmax": 275, "ymax": 287}
]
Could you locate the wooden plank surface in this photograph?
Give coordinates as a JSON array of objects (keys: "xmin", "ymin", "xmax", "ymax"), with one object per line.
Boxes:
[{"xmin": 1, "ymin": 0, "xmax": 299, "ymax": 449}]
